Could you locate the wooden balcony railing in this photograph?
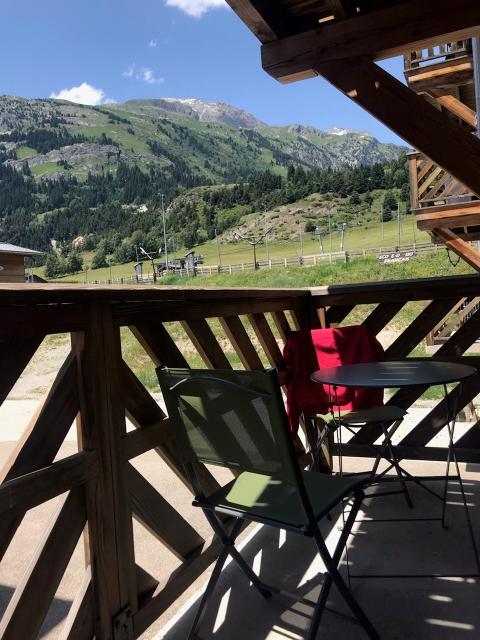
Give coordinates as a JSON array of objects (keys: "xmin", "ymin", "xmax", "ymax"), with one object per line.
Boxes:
[
  {"xmin": 408, "ymin": 150, "xmax": 475, "ymax": 210},
  {"xmin": 3, "ymin": 276, "xmax": 480, "ymax": 639},
  {"xmin": 404, "ymin": 40, "xmax": 471, "ymax": 73}
]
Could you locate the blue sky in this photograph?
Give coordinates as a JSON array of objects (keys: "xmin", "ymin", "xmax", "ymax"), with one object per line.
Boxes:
[{"xmin": 0, "ymin": 0, "xmax": 405, "ymax": 143}]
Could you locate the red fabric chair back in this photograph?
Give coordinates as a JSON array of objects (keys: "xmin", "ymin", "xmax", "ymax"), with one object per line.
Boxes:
[{"xmin": 283, "ymin": 325, "xmax": 384, "ymax": 432}]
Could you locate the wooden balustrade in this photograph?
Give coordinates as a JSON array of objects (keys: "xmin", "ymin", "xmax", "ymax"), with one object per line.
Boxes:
[
  {"xmin": 408, "ymin": 150, "xmax": 474, "ymax": 210},
  {"xmin": 404, "ymin": 40, "xmax": 471, "ymax": 72},
  {"xmin": 2, "ymin": 276, "xmax": 480, "ymax": 638}
]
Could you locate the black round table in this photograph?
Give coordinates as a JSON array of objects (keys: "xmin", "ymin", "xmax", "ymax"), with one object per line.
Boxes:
[
  {"xmin": 310, "ymin": 360, "xmax": 476, "ymax": 389},
  {"xmin": 310, "ymin": 359, "xmax": 480, "ymax": 574}
]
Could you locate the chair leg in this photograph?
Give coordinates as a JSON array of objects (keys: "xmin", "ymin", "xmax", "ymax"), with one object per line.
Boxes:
[
  {"xmin": 189, "ymin": 512, "xmax": 273, "ymax": 638},
  {"xmin": 307, "ymin": 491, "xmax": 379, "ymax": 640},
  {"xmin": 188, "ymin": 543, "xmax": 232, "ymax": 639},
  {"xmin": 381, "ymin": 423, "xmax": 413, "ymax": 509}
]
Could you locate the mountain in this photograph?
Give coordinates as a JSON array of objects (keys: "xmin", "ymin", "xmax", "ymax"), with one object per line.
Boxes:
[
  {"xmin": 0, "ymin": 94, "xmax": 408, "ymax": 263},
  {"xmin": 0, "ymin": 95, "xmax": 405, "ymax": 183},
  {"xmin": 125, "ymin": 97, "xmax": 266, "ymax": 129}
]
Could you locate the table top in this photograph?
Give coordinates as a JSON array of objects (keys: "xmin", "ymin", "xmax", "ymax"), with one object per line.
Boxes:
[{"xmin": 310, "ymin": 360, "xmax": 477, "ymax": 388}]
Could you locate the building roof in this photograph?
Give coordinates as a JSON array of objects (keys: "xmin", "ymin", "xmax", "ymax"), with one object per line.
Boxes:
[{"xmin": 0, "ymin": 243, "xmax": 44, "ymax": 257}]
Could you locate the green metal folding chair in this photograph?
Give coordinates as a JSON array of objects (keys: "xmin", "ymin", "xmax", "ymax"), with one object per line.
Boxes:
[{"xmin": 157, "ymin": 367, "xmax": 379, "ymax": 640}]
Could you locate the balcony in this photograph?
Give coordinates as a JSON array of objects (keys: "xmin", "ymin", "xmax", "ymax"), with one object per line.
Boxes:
[
  {"xmin": 2, "ymin": 277, "xmax": 480, "ymax": 639},
  {"xmin": 403, "ymin": 41, "xmax": 474, "ymax": 94},
  {"xmin": 408, "ymin": 151, "xmax": 480, "ymax": 243}
]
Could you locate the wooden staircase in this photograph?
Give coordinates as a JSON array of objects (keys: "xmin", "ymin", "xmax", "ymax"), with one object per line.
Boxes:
[{"xmin": 405, "ymin": 39, "xmax": 480, "ymax": 269}]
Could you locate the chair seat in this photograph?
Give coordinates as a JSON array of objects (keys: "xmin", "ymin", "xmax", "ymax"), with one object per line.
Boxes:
[
  {"xmin": 317, "ymin": 405, "xmax": 406, "ymax": 426},
  {"xmin": 198, "ymin": 470, "xmax": 364, "ymax": 531},
  {"xmin": 336, "ymin": 405, "xmax": 407, "ymax": 425}
]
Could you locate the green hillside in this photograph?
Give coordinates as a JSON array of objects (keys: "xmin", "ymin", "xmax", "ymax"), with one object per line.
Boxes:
[{"xmin": 0, "ymin": 94, "xmax": 409, "ymax": 277}]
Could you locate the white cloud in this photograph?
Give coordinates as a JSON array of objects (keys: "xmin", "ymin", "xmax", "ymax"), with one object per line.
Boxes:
[
  {"xmin": 122, "ymin": 63, "xmax": 164, "ymax": 84},
  {"xmin": 148, "ymin": 38, "xmax": 158, "ymax": 48},
  {"xmin": 50, "ymin": 82, "xmax": 108, "ymax": 105},
  {"xmin": 165, "ymin": 0, "xmax": 226, "ymax": 18}
]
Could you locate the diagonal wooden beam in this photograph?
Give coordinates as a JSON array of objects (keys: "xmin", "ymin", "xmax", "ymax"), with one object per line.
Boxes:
[
  {"xmin": 220, "ymin": 315, "xmax": 264, "ymax": 370},
  {"xmin": 428, "ymin": 89, "xmax": 477, "ymax": 129},
  {"xmin": 122, "ymin": 361, "xmax": 221, "ymax": 495},
  {"xmin": 0, "ymin": 336, "xmax": 43, "ymax": 404},
  {"xmin": 312, "ymin": 57, "xmax": 480, "ymax": 198},
  {"xmin": 181, "ymin": 318, "xmax": 232, "ymax": 369},
  {"xmin": 362, "ymin": 302, "xmax": 404, "ymax": 336},
  {"xmin": 129, "ymin": 322, "xmax": 188, "ymax": 368},
  {"xmin": 0, "ymin": 488, "xmax": 86, "ymax": 640},
  {"xmin": 128, "ymin": 464, "xmax": 204, "ymax": 560},
  {"xmin": 385, "ymin": 298, "xmax": 461, "ymax": 358},
  {"xmin": 0, "ymin": 352, "xmax": 79, "ymax": 483},
  {"xmin": 261, "ymin": 0, "xmax": 480, "ymax": 83},
  {"xmin": 0, "ymin": 353, "xmax": 79, "ymax": 560},
  {"xmin": 434, "ymin": 228, "xmax": 480, "ymax": 271},
  {"xmin": 57, "ymin": 568, "xmax": 93, "ymax": 640},
  {"xmin": 248, "ymin": 313, "xmax": 284, "ymax": 369},
  {"xmin": 225, "ymin": 0, "xmax": 283, "ymax": 43}
]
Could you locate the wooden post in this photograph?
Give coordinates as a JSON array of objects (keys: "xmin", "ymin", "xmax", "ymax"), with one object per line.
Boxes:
[{"xmin": 73, "ymin": 303, "xmax": 137, "ymax": 639}]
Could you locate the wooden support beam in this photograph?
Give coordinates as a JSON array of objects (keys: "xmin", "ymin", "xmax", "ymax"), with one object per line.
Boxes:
[
  {"xmin": 433, "ymin": 228, "xmax": 480, "ymax": 271},
  {"xmin": 122, "ymin": 361, "xmax": 221, "ymax": 495},
  {"xmin": 362, "ymin": 302, "xmax": 404, "ymax": 336},
  {"xmin": 123, "ymin": 421, "xmax": 165, "ymax": 461},
  {"xmin": 428, "ymin": 89, "xmax": 477, "ymax": 129},
  {"xmin": 385, "ymin": 298, "xmax": 461, "ymax": 358},
  {"xmin": 0, "ymin": 451, "xmax": 97, "ymax": 518},
  {"xmin": 312, "ymin": 57, "xmax": 480, "ymax": 198},
  {"xmin": 325, "ymin": 304, "xmax": 355, "ymax": 326},
  {"xmin": 261, "ymin": 0, "xmax": 480, "ymax": 83},
  {"xmin": 220, "ymin": 315, "xmax": 264, "ymax": 370},
  {"xmin": 271, "ymin": 310, "xmax": 293, "ymax": 345},
  {"xmin": 402, "ymin": 373, "xmax": 480, "ymax": 446},
  {"xmin": 0, "ymin": 488, "xmax": 86, "ymax": 640},
  {"xmin": 225, "ymin": 0, "xmax": 283, "ymax": 43},
  {"xmin": 57, "ymin": 568, "xmax": 93, "ymax": 640},
  {"xmin": 130, "ymin": 322, "xmax": 188, "ymax": 368},
  {"xmin": 181, "ymin": 318, "xmax": 232, "ymax": 369},
  {"xmin": 128, "ymin": 464, "xmax": 204, "ymax": 560},
  {"xmin": 248, "ymin": 313, "xmax": 284, "ymax": 369},
  {"xmin": 0, "ymin": 336, "xmax": 43, "ymax": 404},
  {"xmin": 0, "ymin": 353, "xmax": 79, "ymax": 484},
  {"xmin": 416, "ymin": 203, "xmax": 480, "ymax": 231},
  {"xmin": 74, "ymin": 302, "xmax": 138, "ymax": 636}
]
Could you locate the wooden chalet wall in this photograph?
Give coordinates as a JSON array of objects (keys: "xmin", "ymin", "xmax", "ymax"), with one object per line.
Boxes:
[
  {"xmin": 2, "ymin": 278, "xmax": 480, "ymax": 638},
  {"xmin": 0, "ymin": 254, "xmax": 25, "ymax": 283}
]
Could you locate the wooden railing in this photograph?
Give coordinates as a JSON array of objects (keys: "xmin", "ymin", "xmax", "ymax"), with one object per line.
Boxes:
[
  {"xmin": 404, "ymin": 40, "xmax": 471, "ymax": 72},
  {"xmin": 2, "ymin": 275, "xmax": 480, "ymax": 639},
  {"xmin": 408, "ymin": 150, "xmax": 475, "ymax": 209}
]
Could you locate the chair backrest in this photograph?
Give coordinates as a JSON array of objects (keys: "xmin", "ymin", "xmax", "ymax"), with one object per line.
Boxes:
[
  {"xmin": 283, "ymin": 325, "xmax": 384, "ymax": 431},
  {"xmin": 157, "ymin": 367, "xmax": 301, "ymax": 491}
]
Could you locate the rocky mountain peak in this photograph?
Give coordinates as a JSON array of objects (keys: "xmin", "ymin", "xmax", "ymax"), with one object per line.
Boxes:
[{"xmin": 126, "ymin": 96, "xmax": 266, "ymax": 129}]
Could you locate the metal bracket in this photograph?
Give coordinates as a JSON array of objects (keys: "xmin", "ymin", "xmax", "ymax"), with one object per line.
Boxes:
[{"xmin": 113, "ymin": 605, "xmax": 134, "ymax": 640}]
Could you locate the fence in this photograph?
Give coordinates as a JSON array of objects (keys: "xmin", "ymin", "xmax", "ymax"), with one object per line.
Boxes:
[
  {"xmin": 2, "ymin": 274, "xmax": 480, "ymax": 638},
  {"xmin": 84, "ymin": 241, "xmax": 438, "ymax": 285}
]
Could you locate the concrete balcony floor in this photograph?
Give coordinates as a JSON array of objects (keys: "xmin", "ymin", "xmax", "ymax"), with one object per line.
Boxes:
[{"xmin": 159, "ymin": 458, "xmax": 480, "ymax": 640}]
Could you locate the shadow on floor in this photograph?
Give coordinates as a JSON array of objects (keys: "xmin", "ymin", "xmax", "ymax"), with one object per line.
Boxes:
[
  {"xmin": 161, "ymin": 476, "xmax": 480, "ymax": 640},
  {"xmin": 0, "ymin": 584, "xmax": 73, "ymax": 638}
]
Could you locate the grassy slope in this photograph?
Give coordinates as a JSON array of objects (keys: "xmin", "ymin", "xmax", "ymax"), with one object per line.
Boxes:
[
  {"xmin": 119, "ymin": 251, "xmax": 473, "ymax": 391},
  {"xmin": 42, "ymin": 216, "xmax": 430, "ymax": 282}
]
